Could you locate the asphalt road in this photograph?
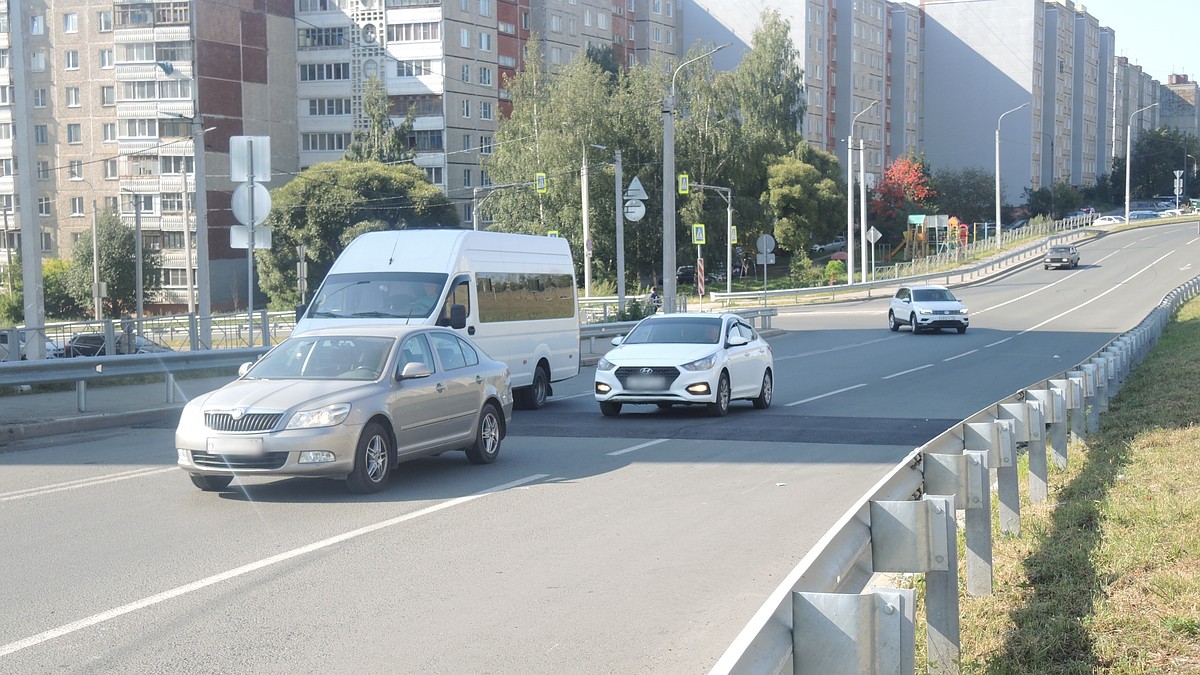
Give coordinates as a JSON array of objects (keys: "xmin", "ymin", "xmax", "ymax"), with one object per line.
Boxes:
[{"xmin": 1, "ymin": 223, "xmax": 1197, "ymax": 673}]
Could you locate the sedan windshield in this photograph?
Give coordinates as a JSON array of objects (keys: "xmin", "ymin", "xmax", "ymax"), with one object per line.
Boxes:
[
  {"xmin": 248, "ymin": 336, "xmax": 394, "ymax": 380},
  {"xmin": 623, "ymin": 317, "xmax": 723, "ymax": 345},
  {"xmin": 1049, "ymin": 247, "xmax": 1073, "ymax": 255}
]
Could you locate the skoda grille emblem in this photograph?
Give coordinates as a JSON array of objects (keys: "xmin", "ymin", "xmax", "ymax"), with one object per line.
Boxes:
[
  {"xmin": 230, "ymin": 408, "xmax": 246, "ymax": 420},
  {"xmin": 640, "ymin": 367, "xmax": 654, "ymax": 374}
]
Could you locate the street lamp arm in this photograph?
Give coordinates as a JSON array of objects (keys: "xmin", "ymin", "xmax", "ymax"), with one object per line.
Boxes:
[
  {"xmin": 671, "ymin": 43, "xmax": 731, "ymax": 96},
  {"xmin": 996, "ymin": 102, "xmax": 1030, "ymax": 133}
]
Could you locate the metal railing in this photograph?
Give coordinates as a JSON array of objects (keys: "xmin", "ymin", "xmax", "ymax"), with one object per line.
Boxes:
[{"xmin": 712, "ymin": 273, "xmax": 1200, "ymax": 675}]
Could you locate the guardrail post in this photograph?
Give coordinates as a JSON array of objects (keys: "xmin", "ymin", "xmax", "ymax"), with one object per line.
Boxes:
[
  {"xmin": 792, "ymin": 588, "xmax": 916, "ymax": 675},
  {"xmin": 925, "ymin": 449, "xmax": 991, "ymax": 597},
  {"xmin": 1066, "ymin": 370, "xmax": 1086, "ymax": 442},
  {"xmin": 1023, "ymin": 398, "xmax": 1048, "ymax": 504},
  {"xmin": 165, "ymin": 372, "xmax": 176, "ymax": 404},
  {"xmin": 870, "ymin": 494, "xmax": 959, "ymax": 674},
  {"xmin": 1042, "ymin": 381, "xmax": 1070, "ymax": 469},
  {"xmin": 995, "ymin": 404, "xmax": 1027, "ymax": 536},
  {"xmin": 1081, "ymin": 362, "xmax": 1100, "ymax": 433},
  {"xmin": 259, "ymin": 309, "xmax": 271, "ymax": 347},
  {"xmin": 76, "ymin": 379, "xmax": 87, "ymax": 412},
  {"xmin": 1090, "ymin": 357, "xmax": 1111, "ymax": 414},
  {"xmin": 103, "ymin": 321, "xmax": 118, "ymax": 356}
]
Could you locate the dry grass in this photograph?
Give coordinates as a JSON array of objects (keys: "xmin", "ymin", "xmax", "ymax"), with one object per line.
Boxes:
[{"xmin": 936, "ymin": 298, "xmax": 1200, "ymax": 673}]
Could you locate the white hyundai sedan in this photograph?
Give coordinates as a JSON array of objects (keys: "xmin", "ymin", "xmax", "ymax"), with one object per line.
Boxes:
[{"xmin": 594, "ymin": 313, "xmax": 773, "ymax": 417}]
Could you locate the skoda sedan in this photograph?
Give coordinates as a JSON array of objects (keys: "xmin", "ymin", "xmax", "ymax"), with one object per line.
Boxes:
[
  {"xmin": 176, "ymin": 325, "xmax": 512, "ymax": 494},
  {"xmin": 889, "ymin": 285, "xmax": 970, "ymax": 334},
  {"xmin": 594, "ymin": 313, "xmax": 773, "ymax": 417}
]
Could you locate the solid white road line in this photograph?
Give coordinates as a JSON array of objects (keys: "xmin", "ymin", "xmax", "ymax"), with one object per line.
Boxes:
[
  {"xmin": 0, "ymin": 474, "xmax": 549, "ymax": 658},
  {"xmin": 607, "ymin": 439, "xmax": 669, "ymax": 456},
  {"xmin": 943, "ymin": 349, "xmax": 979, "ymax": 362}
]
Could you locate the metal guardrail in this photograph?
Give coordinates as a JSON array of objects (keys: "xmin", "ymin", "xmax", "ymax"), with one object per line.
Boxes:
[{"xmin": 712, "ymin": 273, "xmax": 1200, "ymax": 675}]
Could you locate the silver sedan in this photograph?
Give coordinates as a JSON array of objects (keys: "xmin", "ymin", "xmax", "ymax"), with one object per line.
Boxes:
[{"xmin": 176, "ymin": 325, "xmax": 513, "ymax": 494}]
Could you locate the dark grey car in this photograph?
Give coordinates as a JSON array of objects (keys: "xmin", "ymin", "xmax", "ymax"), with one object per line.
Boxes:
[{"xmin": 1044, "ymin": 245, "xmax": 1080, "ymax": 270}]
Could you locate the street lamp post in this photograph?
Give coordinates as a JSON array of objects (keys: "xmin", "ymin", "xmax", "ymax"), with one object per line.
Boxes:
[
  {"xmin": 847, "ymin": 100, "xmax": 878, "ymax": 283},
  {"xmin": 588, "ymin": 144, "xmax": 625, "ymax": 313},
  {"xmin": 1187, "ymin": 154, "xmax": 1197, "ymax": 210},
  {"xmin": 995, "ymin": 102, "xmax": 1030, "ymax": 250},
  {"xmin": 662, "ymin": 43, "xmax": 729, "ymax": 314},
  {"xmin": 1125, "ymin": 103, "xmax": 1159, "ymax": 224}
]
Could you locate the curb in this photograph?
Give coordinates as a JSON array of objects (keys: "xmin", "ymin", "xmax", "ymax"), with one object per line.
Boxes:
[{"xmin": 0, "ymin": 406, "xmax": 183, "ymax": 449}]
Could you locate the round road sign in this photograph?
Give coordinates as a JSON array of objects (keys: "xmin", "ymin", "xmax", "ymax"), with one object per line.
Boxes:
[
  {"xmin": 624, "ymin": 199, "xmax": 646, "ymax": 222},
  {"xmin": 232, "ymin": 183, "xmax": 272, "ymax": 226}
]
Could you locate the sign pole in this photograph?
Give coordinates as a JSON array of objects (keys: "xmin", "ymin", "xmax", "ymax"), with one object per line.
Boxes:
[{"xmin": 247, "ymin": 139, "xmax": 256, "ymax": 348}]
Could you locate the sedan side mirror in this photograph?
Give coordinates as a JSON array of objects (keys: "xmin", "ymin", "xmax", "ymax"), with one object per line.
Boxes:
[
  {"xmin": 398, "ymin": 362, "xmax": 432, "ymax": 381},
  {"xmin": 611, "ymin": 335, "xmax": 625, "ymax": 346},
  {"xmin": 727, "ymin": 334, "xmax": 749, "ymax": 347},
  {"xmin": 238, "ymin": 362, "xmax": 254, "ymax": 378}
]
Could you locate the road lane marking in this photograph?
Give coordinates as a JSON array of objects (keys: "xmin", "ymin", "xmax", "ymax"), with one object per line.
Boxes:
[
  {"xmin": 882, "ymin": 364, "xmax": 933, "ymax": 380},
  {"xmin": 0, "ymin": 468, "xmax": 176, "ymax": 502},
  {"xmin": 0, "ymin": 473, "xmax": 549, "ymax": 658},
  {"xmin": 785, "ymin": 384, "xmax": 867, "ymax": 407},
  {"xmin": 943, "ymin": 349, "xmax": 979, "ymax": 362},
  {"xmin": 551, "ymin": 392, "xmax": 595, "ymax": 400},
  {"xmin": 607, "ymin": 439, "xmax": 669, "ymax": 456},
  {"xmin": 985, "ymin": 337, "xmax": 1013, "ymax": 348},
  {"xmin": 776, "ymin": 336, "xmax": 901, "ymax": 361},
  {"xmin": 974, "ymin": 248, "xmax": 1121, "ymax": 315}
]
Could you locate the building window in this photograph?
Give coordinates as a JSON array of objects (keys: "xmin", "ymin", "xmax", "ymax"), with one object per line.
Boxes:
[
  {"xmin": 102, "ymin": 123, "xmax": 117, "ymax": 141},
  {"xmin": 37, "ymin": 162, "xmax": 50, "ymax": 181},
  {"xmin": 298, "ymin": 26, "xmax": 345, "ymax": 48},
  {"xmin": 70, "ymin": 197, "xmax": 85, "ymax": 216},
  {"xmin": 299, "ymin": 63, "xmax": 351, "ymax": 81},
  {"xmin": 308, "ymin": 98, "xmax": 351, "ymax": 115},
  {"xmin": 66, "ymin": 87, "xmax": 81, "ymax": 107},
  {"xmin": 407, "ymin": 129, "xmax": 443, "ymax": 151},
  {"xmin": 480, "ymin": 136, "xmax": 493, "ymax": 154},
  {"xmin": 463, "ymin": 169, "xmax": 472, "ymax": 188},
  {"xmin": 98, "ymin": 10, "xmax": 113, "ymax": 31},
  {"xmin": 38, "ymin": 197, "xmax": 51, "ymax": 217},
  {"xmin": 31, "ymin": 51, "xmax": 46, "ymax": 72},
  {"xmin": 156, "ymin": 41, "xmax": 191, "ymax": 61},
  {"xmin": 0, "ymin": 86, "xmax": 10, "ymax": 106},
  {"xmin": 69, "ymin": 160, "xmax": 83, "ymax": 180},
  {"xmin": 104, "ymin": 159, "xmax": 118, "ymax": 179},
  {"xmin": 463, "ymin": 133, "xmax": 472, "ymax": 151},
  {"xmin": 99, "ymin": 49, "xmax": 114, "ymax": 68},
  {"xmin": 160, "ymin": 156, "xmax": 194, "ymax": 174},
  {"xmin": 0, "ymin": 159, "xmax": 12, "ymax": 177},
  {"xmin": 100, "ymin": 86, "xmax": 115, "ymax": 106},
  {"xmin": 301, "ymin": 133, "xmax": 352, "ymax": 151},
  {"xmin": 550, "ymin": 15, "xmax": 561, "ymax": 33},
  {"xmin": 297, "ymin": 0, "xmax": 338, "ymax": 11},
  {"xmin": 0, "ymin": 50, "xmax": 6, "ymax": 69},
  {"xmin": 64, "ymin": 50, "xmax": 80, "ymax": 70},
  {"xmin": 479, "ymin": 0, "xmax": 492, "ymax": 17},
  {"xmin": 0, "ymin": 124, "xmax": 10, "ymax": 140},
  {"xmin": 462, "ymin": 64, "xmax": 470, "ymax": 82},
  {"xmin": 34, "ymin": 125, "xmax": 48, "ymax": 145},
  {"xmin": 127, "ymin": 157, "xmax": 157, "ymax": 177},
  {"xmin": 424, "ymin": 166, "xmax": 443, "ymax": 185},
  {"xmin": 479, "ymin": 67, "xmax": 492, "ymax": 86},
  {"xmin": 462, "ymin": 99, "xmax": 471, "ymax": 118},
  {"xmin": 460, "ymin": 27, "xmax": 470, "ymax": 47},
  {"xmin": 480, "ymin": 102, "xmax": 493, "ymax": 120},
  {"xmin": 397, "ymin": 60, "xmax": 432, "ymax": 77},
  {"xmin": 31, "ymin": 14, "xmax": 46, "ymax": 35},
  {"xmin": 64, "ymin": 12, "xmax": 79, "ymax": 33},
  {"xmin": 67, "ymin": 124, "xmax": 82, "ymax": 144},
  {"xmin": 387, "ymin": 22, "xmax": 440, "ymax": 42},
  {"xmin": 479, "ymin": 33, "xmax": 492, "ymax": 52},
  {"xmin": 42, "ymin": 232, "xmax": 52, "ymax": 252},
  {"xmin": 161, "ymin": 193, "xmax": 184, "ymax": 212}
]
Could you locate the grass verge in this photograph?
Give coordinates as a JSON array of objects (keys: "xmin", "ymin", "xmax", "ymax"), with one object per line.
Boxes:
[{"xmin": 944, "ymin": 295, "xmax": 1200, "ymax": 673}]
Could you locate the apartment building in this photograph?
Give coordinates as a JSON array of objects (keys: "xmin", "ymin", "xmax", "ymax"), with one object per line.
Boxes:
[
  {"xmin": 1160, "ymin": 74, "xmax": 1198, "ymax": 140},
  {"xmin": 1, "ymin": 0, "xmax": 676, "ymax": 311}
]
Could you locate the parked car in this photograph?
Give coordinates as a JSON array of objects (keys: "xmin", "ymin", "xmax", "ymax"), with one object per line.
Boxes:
[
  {"xmin": 1094, "ymin": 215, "xmax": 1125, "ymax": 225},
  {"xmin": 1159, "ymin": 209, "xmax": 1184, "ymax": 218},
  {"xmin": 594, "ymin": 312, "xmax": 773, "ymax": 417},
  {"xmin": 176, "ymin": 325, "xmax": 513, "ymax": 494},
  {"xmin": 810, "ymin": 236, "xmax": 847, "ymax": 254},
  {"xmin": 1004, "ymin": 219, "xmax": 1029, "ymax": 232},
  {"xmin": 65, "ymin": 333, "xmax": 173, "ymax": 357},
  {"xmin": 0, "ymin": 330, "xmax": 63, "ymax": 359},
  {"xmin": 1128, "ymin": 210, "xmax": 1159, "ymax": 221},
  {"xmin": 888, "ymin": 285, "xmax": 970, "ymax": 334},
  {"xmin": 1044, "ymin": 245, "xmax": 1080, "ymax": 270},
  {"xmin": 676, "ymin": 265, "xmax": 696, "ymax": 284}
]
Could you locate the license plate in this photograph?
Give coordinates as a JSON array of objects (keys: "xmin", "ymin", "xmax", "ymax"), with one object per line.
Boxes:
[
  {"xmin": 627, "ymin": 375, "xmax": 666, "ymax": 390},
  {"xmin": 208, "ymin": 436, "xmax": 264, "ymax": 455}
]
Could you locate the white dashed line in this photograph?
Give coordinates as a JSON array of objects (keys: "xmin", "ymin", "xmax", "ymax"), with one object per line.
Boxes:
[
  {"xmin": 607, "ymin": 439, "xmax": 669, "ymax": 456},
  {"xmin": 785, "ymin": 384, "xmax": 868, "ymax": 407},
  {"xmin": 882, "ymin": 364, "xmax": 934, "ymax": 380},
  {"xmin": 943, "ymin": 349, "xmax": 979, "ymax": 362}
]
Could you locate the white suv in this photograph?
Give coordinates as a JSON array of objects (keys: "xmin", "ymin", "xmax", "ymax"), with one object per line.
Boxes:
[{"xmin": 888, "ymin": 285, "xmax": 969, "ymax": 334}]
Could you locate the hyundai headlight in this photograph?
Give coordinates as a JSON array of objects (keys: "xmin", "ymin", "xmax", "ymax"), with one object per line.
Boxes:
[
  {"xmin": 596, "ymin": 356, "xmax": 616, "ymax": 371},
  {"xmin": 286, "ymin": 403, "xmax": 352, "ymax": 429},
  {"xmin": 681, "ymin": 353, "xmax": 719, "ymax": 371}
]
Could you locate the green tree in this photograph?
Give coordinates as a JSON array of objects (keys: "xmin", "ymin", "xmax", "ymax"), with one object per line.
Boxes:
[
  {"xmin": 66, "ymin": 209, "xmax": 162, "ymax": 317},
  {"xmin": 764, "ymin": 143, "xmax": 845, "ymax": 254},
  {"xmin": 1051, "ymin": 180, "xmax": 1083, "ymax": 218},
  {"xmin": 258, "ymin": 161, "xmax": 459, "ymax": 309},
  {"xmin": 343, "ymin": 76, "xmax": 414, "ymax": 164},
  {"xmin": 1128, "ymin": 127, "xmax": 1199, "ymax": 202},
  {"xmin": 1025, "ymin": 186, "xmax": 1053, "ymax": 218},
  {"xmin": 0, "ymin": 250, "xmax": 21, "ymax": 325},
  {"xmin": 43, "ymin": 258, "xmax": 84, "ymax": 320},
  {"xmin": 933, "ymin": 166, "xmax": 995, "ymax": 224}
]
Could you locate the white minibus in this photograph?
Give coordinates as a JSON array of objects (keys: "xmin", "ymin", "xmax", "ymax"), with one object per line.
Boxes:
[{"xmin": 295, "ymin": 229, "xmax": 580, "ymax": 409}]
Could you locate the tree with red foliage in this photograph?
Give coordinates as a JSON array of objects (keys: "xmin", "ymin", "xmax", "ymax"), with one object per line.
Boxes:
[{"xmin": 868, "ymin": 155, "xmax": 937, "ymax": 251}]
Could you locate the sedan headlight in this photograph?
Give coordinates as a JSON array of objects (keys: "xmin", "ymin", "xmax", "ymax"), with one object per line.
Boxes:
[
  {"xmin": 681, "ymin": 353, "xmax": 719, "ymax": 371},
  {"xmin": 596, "ymin": 356, "xmax": 616, "ymax": 371},
  {"xmin": 286, "ymin": 403, "xmax": 352, "ymax": 429}
]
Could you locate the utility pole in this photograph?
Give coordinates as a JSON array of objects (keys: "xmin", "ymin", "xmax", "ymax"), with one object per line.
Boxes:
[{"xmin": 10, "ymin": 0, "xmax": 46, "ymax": 358}]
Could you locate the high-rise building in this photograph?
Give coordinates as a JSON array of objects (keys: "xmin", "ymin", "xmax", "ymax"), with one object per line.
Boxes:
[{"xmin": 1, "ymin": 0, "xmax": 677, "ymax": 312}]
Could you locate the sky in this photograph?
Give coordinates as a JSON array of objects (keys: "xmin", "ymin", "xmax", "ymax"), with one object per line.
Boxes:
[{"xmin": 1078, "ymin": 0, "xmax": 1200, "ymax": 82}]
